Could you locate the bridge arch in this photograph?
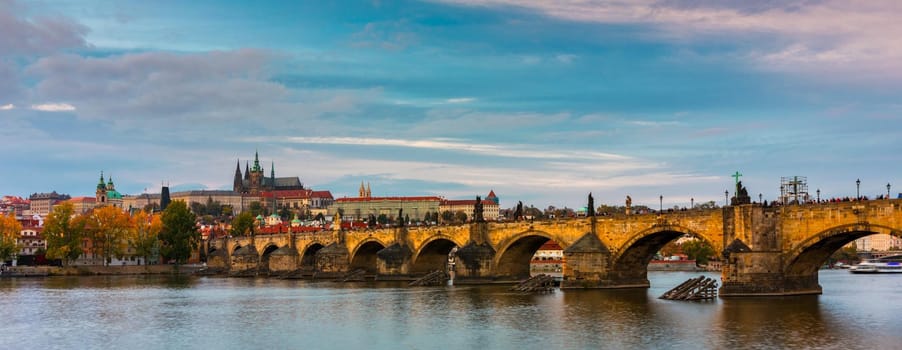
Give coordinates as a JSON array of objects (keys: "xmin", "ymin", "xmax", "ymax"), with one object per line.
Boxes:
[
  {"xmin": 260, "ymin": 243, "xmax": 280, "ymax": 264},
  {"xmin": 349, "ymin": 239, "xmax": 387, "ymax": 273},
  {"xmin": 300, "ymin": 242, "xmax": 326, "ymax": 270},
  {"xmin": 610, "ymin": 224, "xmax": 716, "ymax": 285},
  {"xmin": 411, "ymin": 235, "xmax": 463, "ymax": 274},
  {"xmin": 493, "ymin": 230, "xmax": 563, "ymax": 279},
  {"xmin": 784, "ymin": 224, "xmax": 902, "ymax": 276},
  {"xmin": 231, "ymin": 244, "xmax": 243, "ymax": 254}
]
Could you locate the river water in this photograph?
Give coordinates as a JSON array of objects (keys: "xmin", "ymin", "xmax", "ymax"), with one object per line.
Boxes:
[{"xmin": 1, "ymin": 270, "xmax": 900, "ymax": 350}]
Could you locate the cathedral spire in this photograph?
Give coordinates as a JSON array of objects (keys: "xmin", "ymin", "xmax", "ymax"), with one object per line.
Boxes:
[
  {"xmin": 252, "ymin": 149, "xmax": 261, "ymax": 172},
  {"xmin": 233, "ymin": 159, "xmax": 243, "ymax": 192},
  {"xmin": 359, "ymin": 182, "xmax": 366, "ymax": 198},
  {"xmin": 244, "ymin": 161, "xmax": 250, "ymax": 180},
  {"xmin": 366, "ymin": 182, "xmax": 371, "ymax": 198}
]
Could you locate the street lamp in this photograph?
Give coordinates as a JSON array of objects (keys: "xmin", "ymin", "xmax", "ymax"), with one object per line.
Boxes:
[
  {"xmin": 780, "ymin": 185, "xmax": 785, "ymax": 205},
  {"xmin": 856, "ymin": 179, "xmax": 861, "ymax": 200},
  {"xmin": 816, "ymin": 189, "xmax": 820, "ymax": 203},
  {"xmin": 724, "ymin": 190, "xmax": 729, "ymax": 206},
  {"xmin": 758, "ymin": 193, "xmax": 762, "ymax": 204},
  {"xmin": 691, "ymin": 198, "xmax": 694, "ymax": 209},
  {"xmin": 659, "ymin": 195, "xmax": 663, "ymax": 212},
  {"xmin": 888, "ymin": 183, "xmax": 892, "ymax": 199}
]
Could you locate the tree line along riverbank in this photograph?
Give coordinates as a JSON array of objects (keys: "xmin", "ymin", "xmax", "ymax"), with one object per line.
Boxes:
[{"xmin": 0, "ymin": 265, "xmax": 203, "ymax": 277}]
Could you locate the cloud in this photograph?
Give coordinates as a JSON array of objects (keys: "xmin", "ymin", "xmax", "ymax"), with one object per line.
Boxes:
[
  {"xmin": 0, "ymin": 0, "xmax": 89, "ymax": 55},
  {"xmin": 434, "ymin": 0, "xmax": 902, "ymax": 80},
  {"xmin": 0, "ymin": 104, "xmax": 13, "ymax": 110},
  {"xmin": 555, "ymin": 54, "xmax": 577, "ymax": 63},
  {"xmin": 30, "ymin": 103, "xmax": 75, "ymax": 112},
  {"xmin": 247, "ymin": 136, "xmax": 630, "ymax": 161},
  {"xmin": 25, "ymin": 49, "xmax": 290, "ymax": 123},
  {"xmin": 444, "ymin": 97, "xmax": 475, "ymax": 104}
]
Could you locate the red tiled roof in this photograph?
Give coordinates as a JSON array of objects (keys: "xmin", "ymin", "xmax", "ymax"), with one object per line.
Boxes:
[
  {"xmin": 311, "ymin": 191, "xmax": 333, "ymax": 199},
  {"xmin": 260, "ymin": 189, "xmax": 334, "ymax": 200},
  {"xmin": 67, "ymin": 197, "xmax": 96, "ymax": 203},
  {"xmin": 336, "ymin": 196, "xmax": 442, "ymax": 203},
  {"xmin": 538, "ymin": 241, "xmax": 562, "ymax": 251},
  {"xmin": 260, "ymin": 189, "xmax": 313, "ymax": 199},
  {"xmin": 487, "ymin": 190, "xmax": 497, "ymax": 198},
  {"xmin": 441, "ymin": 199, "xmax": 478, "ymax": 206}
]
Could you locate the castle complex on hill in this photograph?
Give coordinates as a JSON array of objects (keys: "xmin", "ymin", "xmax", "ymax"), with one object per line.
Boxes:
[{"xmin": 233, "ymin": 151, "xmax": 304, "ymax": 195}]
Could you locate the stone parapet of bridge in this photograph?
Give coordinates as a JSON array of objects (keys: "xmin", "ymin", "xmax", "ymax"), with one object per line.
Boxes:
[{"xmin": 206, "ymin": 199, "xmax": 902, "ymax": 296}]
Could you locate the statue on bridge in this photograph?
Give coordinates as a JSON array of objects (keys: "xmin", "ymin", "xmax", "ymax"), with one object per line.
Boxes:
[
  {"xmin": 473, "ymin": 196, "xmax": 485, "ymax": 223},
  {"xmin": 514, "ymin": 201, "xmax": 523, "ymax": 221},
  {"xmin": 731, "ymin": 181, "xmax": 752, "ymax": 205},
  {"xmin": 398, "ymin": 208, "xmax": 404, "ymax": 227},
  {"xmin": 625, "ymin": 196, "xmax": 632, "ymax": 215},
  {"xmin": 588, "ymin": 192, "xmax": 595, "ymax": 217}
]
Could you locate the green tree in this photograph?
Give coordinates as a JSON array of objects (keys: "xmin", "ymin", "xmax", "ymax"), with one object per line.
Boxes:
[
  {"xmin": 829, "ymin": 243, "xmax": 860, "ymax": 265},
  {"xmin": 440, "ymin": 211, "xmax": 453, "ymax": 224},
  {"xmin": 278, "ymin": 206, "xmax": 291, "ymax": 221},
  {"xmin": 43, "ymin": 202, "xmax": 85, "ymax": 265},
  {"xmin": 0, "ymin": 212, "xmax": 21, "ymax": 262},
  {"xmin": 248, "ymin": 201, "xmax": 263, "ymax": 217},
  {"xmin": 130, "ymin": 210, "xmax": 161, "ymax": 265},
  {"xmin": 682, "ymin": 239, "xmax": 715, "ymax": 265},
  {"xmin": 159, "ymin": 200, "xmax": 199, "ymax": 266},
  {"xmin": 454, "ymin": 211, "xmax": 468, "ymax": 224},
  {"xmin": 230, "ymin": 212, "xmax": 256, "ymax": 237},
  {"xmin": 87, "ymin": 206, "xmax": 131, "ymax": 265}
]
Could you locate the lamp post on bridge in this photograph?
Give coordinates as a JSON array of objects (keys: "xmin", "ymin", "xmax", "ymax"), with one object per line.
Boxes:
[
  {"xmin": 659, "ymin": 195, "xmax": 663, "ymax": 212},
  {"xmin": 690, "ymin": 198, "xmax": 694, "ymax": 209},
  {"xmin": 888, "ymin": 183, "xmax": 891, "ymax": 199},
  {"xmin": 816, "ymin": 189, "xmax": 820, "ymax": 203},
  {"xmin": 724, "ymin": 190, "xmax": 729, "ymax": 206},
  {"xmin": 758, "ymin": 193, "xmax": 762, "ymax": 204}
]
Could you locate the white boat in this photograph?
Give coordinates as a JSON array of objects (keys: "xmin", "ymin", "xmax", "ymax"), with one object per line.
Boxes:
[{"xmin": 849, "ymin": 255, "xmax": 902, "ymax": 274}]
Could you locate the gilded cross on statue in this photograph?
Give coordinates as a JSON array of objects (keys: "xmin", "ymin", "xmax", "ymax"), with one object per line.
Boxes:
[{"xmin": 731, "ymin": 171, "xmax": 743, "ymax": 185}]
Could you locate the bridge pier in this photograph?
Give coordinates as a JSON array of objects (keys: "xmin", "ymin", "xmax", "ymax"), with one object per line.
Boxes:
[
  {"xmin": 720, "ymin": 250, "xmax": 822, "ymax": 296},
  {"xmin": 230, "ymin": 245, "xmax": 259, "ymax": 276},
  {"xmin": 314, "ymin": 242, "xmax": 350, "ymax": 277},
  {"xmin": 376, "ymin": 243, "xmax": 413, "ymax": 276},
  {"xmin": 453, "ymin": 222, "xmax": 497, "ymax": 281},
  {"xmin": 267, "ymin": 246, "xmax": 299, "ymax": 275},
  {"xmin": 561, "ymin": 232, "xmax": 614, "ymax": 288}
]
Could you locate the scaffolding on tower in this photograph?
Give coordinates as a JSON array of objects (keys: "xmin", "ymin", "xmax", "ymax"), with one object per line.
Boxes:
[{"xmin": 780, "ymin": 176, "xmax": 809, "ymax": 205}]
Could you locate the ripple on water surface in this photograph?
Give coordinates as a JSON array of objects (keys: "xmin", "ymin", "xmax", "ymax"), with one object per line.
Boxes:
[{"xmin": 1, "ymin": 271, "xmax": 900, "ymax": 349}]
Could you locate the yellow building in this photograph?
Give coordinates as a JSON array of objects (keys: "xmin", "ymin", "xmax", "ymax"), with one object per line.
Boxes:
[
  {"xmin": 439, "ymin": 190, "xmax": 500, "ymax": 221},
  {"xmin": 854, "ymin": 234, "xmax": 902, "ymax": 251}
]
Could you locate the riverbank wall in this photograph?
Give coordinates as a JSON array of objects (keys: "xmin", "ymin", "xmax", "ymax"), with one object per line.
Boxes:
[{"xmin": 1, "ymin": 265, "xmax": 203, "ymax": 277}]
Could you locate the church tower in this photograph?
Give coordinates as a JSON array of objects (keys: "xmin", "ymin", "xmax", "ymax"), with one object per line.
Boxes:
[
  {"xmin": 359, "ymin": 182, "xmax": 366, "ymax": 198},
  {"xmin": 95, "ymin": 171, "xmax": 108, "ymax": 204},
  {"xmin": 270, "ymin": 161, "xmax": 275, "ymax": 191},
  {"xmin": 233, "ymin": 159, "xmax": 243, "ymax": 193},
  {"xmin": 248, "ymin": 150, "xmax": 264, "ymax": 195}
]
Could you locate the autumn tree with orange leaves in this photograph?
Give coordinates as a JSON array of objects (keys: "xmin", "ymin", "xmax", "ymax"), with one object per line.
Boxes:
[{"xmin": 0, "ymin": 212, "xmax": 21, "ymax": 262}]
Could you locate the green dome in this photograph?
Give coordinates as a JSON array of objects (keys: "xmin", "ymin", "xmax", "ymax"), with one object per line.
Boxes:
[
  {"xmin": 255, "ymin": 214, "xmax": 264, "ymax": 221},
  {"xmin": 291, "ymin": 217, "xmax": 302, "ymax": 224},
  {"xmin": 106, "ymin": 190, "xmax": 123, "ymax": 200}
]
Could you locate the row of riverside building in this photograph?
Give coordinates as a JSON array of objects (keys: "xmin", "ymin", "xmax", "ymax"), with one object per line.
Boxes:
[{"xmin": 1, "ymin": 150, "xmax": 503, "ymax": 266}]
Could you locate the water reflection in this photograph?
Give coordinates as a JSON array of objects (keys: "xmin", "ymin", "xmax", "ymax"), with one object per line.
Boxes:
[{"xmin": 1, "ymin": 272, "xmax": 901, "ymax": 349}]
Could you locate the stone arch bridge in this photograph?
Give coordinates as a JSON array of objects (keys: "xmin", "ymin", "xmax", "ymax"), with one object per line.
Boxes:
[{"xmin": 207, "ymin": 200, "xmax": 902, "ymax": 296}]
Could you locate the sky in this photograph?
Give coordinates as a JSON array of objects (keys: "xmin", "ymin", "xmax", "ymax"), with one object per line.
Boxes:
[{"xmin": 1, "ymin": 0, "xmax": 900, "ymax": 209}]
